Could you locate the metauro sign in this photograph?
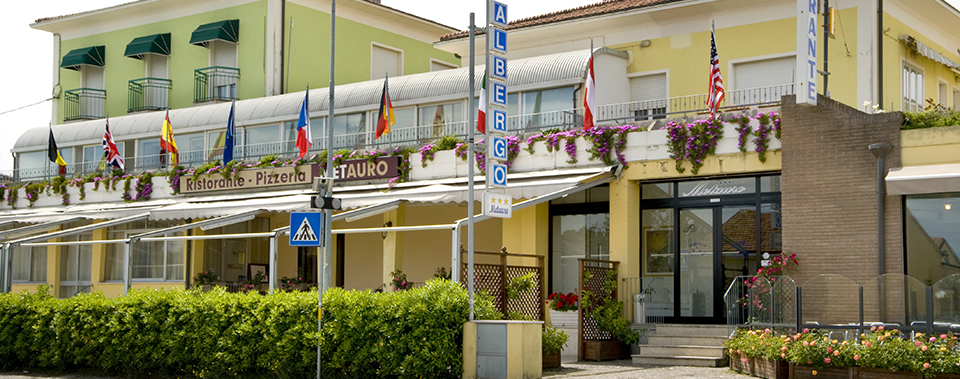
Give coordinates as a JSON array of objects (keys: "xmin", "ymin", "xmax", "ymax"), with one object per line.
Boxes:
[
  {"xmin": 182, "ymin": 165, "xmax": 319, "ymax": 193},
  {"xmin": 334, "ymin": 157, "xmax": 399, "ymax": 181}
]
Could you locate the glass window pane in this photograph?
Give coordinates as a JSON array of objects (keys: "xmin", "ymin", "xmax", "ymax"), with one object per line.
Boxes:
[
  {"xmin": 332, "ymin": 113, "xmax": 367, "ymax": 149},
  {"xmin": 418, "ymin": 103, "xmax": 462, "ymax": 138},
  {"xmin": 906, "ymin": 195, "xmax": 960, "ymax": 283},
  {"xmin": 166, "ymin": 239, "xmax": 185, "ymax": 281},
  {"xmin": 11, "ymin": 246, "xmax": 31, "ymax": 282},
  {"xmin": 760, "ymin": 176, "xmax": 781, "ymax": 193},
  {"xmin": 138, "ymin": 139, "xmax": 162, "ymax": 170},
  {"xmin": 520, "ymin": 87, "xmax": 575, "ymax": 130},
  {"xmin": 245, "ymin": 124, "xmax": 280, "ymax": 159},
  {"xmin": 679, "ymin": 208, "xmax": 713, "ymax": 317},
  {"xmin": 551, "ymin": 214, "xmax": 586, "ymax": 295},
  {"xmin": 643, "ymin": 183, "xmax": 674, "ymax": 199},
  {"xmin": 642, "ymin": 208, "xmax": 674, "ymax": 321}
]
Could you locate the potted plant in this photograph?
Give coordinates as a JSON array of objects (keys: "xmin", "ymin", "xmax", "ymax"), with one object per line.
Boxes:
[
  {"xmin": 542, "ymin": 325, "xmax": 569, "ymax": 369},
  {"xmin": 581, "ymin": 270, "xmax": 641, "ymax": 361},
  {"xmin": 243, "ymin": 271, "xmax": 266, "ymax": 293},
  {"xmin": 279, "ymin": 267, "xmax": 307, "ymax": 291},
  {"xmin": 193, "ymin": 269, "xmax": 219, "ymax": 292},
  {"xmin": 390, "ymin": 270, "xmax": 412, "ymax": 291}
]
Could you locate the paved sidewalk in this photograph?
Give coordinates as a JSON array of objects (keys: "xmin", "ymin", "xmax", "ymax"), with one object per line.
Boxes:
[
  {"xmin": 4, "ymin": 362, "xmax": 751, "ymax": 378},
  {"xmin": 544, "ymin": 360, "xmax": 750, "ymax": 378}
]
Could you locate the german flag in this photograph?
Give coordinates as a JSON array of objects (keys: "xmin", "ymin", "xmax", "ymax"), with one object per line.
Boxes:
[{"xmin": 375, "ymin": 76, "xmax": 395, "ymax": 139}]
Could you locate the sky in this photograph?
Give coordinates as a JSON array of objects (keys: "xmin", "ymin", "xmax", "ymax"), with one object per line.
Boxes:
[{"xmin": 1, "ymin": 0, "xmax": 960, "ymax": 173}]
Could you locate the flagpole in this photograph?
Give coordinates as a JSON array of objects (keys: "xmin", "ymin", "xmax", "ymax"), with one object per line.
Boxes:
[
  {"xmin": 319, "ymin": 1, "xmax": 335, "ymax": 378},
  {"xmin": 467, "ymin": 12, "xmax": 475, "ymax": 321}
]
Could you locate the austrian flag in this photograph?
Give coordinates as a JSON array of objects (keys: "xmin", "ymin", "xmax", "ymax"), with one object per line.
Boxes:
[{"xmin": 583, "ymin": 56, "xmax": 596, "ymax": 130}]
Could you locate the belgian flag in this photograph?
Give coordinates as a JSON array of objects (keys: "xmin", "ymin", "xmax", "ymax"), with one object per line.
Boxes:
[{"xmin": 48, "ymin": 125, "xmax": 67, "ymax": 176}]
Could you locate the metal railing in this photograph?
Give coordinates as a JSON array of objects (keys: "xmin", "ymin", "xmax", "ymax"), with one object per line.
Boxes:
[
  {"xmin": 64, "ymin": 88, "xmax": 106, "ymax": 121},
  {"xmin": 194, "ymin": 66, "xmax": 239, "ymax": 103},
  {"xmin": 128, "ymin": 78, "xmax": 172, "ymax": 112},
  {"xmin": 15, "ymin": 84, "xmax": 792, "ymax": 180},
  {"xmin": 598, "ymin": 83, "xmax": 794, "ymax": 123}
]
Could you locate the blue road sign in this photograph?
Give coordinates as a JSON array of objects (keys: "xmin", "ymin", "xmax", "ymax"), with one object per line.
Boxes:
[
  {"xmin": 492, "ymin": 109, "xmax": 507, "ymax": 133},
  {"xmin": 491, "ymin": 163, "xmax": 508, "ymax": 188},
  {"xmin": 290, "ymin": 212, "xmax": 323, "ymax": 246},
  {"xmin": 492, "ymin": 55, "xmax": 507, "ymax": 81},
  {"xmin": 492, "ymin": 82, "xmax": 507, "ymax": 107},
  {"xmin": 492, "ymin": 28, "xmax": 507, "ymax": 53},
  {"xmin": 492, "ymin": 1, "xmax": 508, "ymax": 27},
  {"xmin": 490, "ymin": 136, "xmax": 508, "ymax": 161}
]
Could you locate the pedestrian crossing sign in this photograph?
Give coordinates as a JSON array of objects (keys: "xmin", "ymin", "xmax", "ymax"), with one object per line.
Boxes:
[{"xmin": 290, "ymin": 212, "xmax": 323, "ymax": 246}]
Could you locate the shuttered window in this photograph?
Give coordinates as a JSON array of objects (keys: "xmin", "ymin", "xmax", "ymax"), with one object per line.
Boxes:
[
  {"xmin": 629, "ymin": 73, "xmax": 667, "ymax": 119},
  {"xmin": 372, "ymin": 44, "xmax": 401, "ymax": 80},
  {"xmin": 732, "ymin": 56, "xmax": 795, "ymax": 105}
]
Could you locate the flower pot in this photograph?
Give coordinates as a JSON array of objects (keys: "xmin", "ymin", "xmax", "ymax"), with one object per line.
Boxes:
[
  {"xmin": 549, "ymin": 310, "xmax": 578, "ymax": 329},
  {"xmin": 788, "ymin": 363, "xmax": 853, "ymax": 379},
  {"xmin": 583, "ymin": 340, "xmax": 630, "ymax": 361},
  {"xmin": 855, "ymin": 367, "xmax": 920, "ymax": 379},
  {"xmin": 729, "ymin": 353, "xmax": 754, "ymax": 376},
  {"xmin": 542, "ymin": 351, "xmax": 561, "ymax": 369}
]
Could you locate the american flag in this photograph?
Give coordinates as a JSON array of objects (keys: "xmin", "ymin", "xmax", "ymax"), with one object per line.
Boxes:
[{"xmin": 707, "ymin": 27, "xmax": 725, "ymax": 118}]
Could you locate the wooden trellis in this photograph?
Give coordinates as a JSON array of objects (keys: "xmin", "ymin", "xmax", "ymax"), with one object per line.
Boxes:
[
  {"xmin": 578, "ymin": 259, "xmax": 620, "ymax": 360},
  {"xmin": 460, "ymin": 247, "xmax": 545, "ymax": 321}
]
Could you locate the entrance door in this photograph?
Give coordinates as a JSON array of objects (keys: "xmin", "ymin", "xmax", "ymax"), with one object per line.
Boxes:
[{"xmin": 672, "ymin": 205, "xmax": 758, "ymax": 323}]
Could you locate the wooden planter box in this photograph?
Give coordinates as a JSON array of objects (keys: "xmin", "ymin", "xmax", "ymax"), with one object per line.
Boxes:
[
  {"xmin": 542, "ymin": 351, "xmax": 561, "ymax": 368},
  {"xmin": 789, "ymin": 363, "xmax": 854, "ymax": 379},
  {"xmin": 729, "ymin": 353, "xmax": 755, "ymax": 376},
  {"xmin": 856, "ymin": 367, "xmax": 920, "ymax": 379},
  {"xmin": 756, "ymin": 357, "xmax": 789, "ymax": 379},
  {"xmin": 583, "ymin": 340, "xmax": 630, "ymax": 361}
]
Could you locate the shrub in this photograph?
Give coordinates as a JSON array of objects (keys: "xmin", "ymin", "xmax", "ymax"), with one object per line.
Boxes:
[
  {"xmin": 0, "ymin": 279, "xmax": 498, "ymax": 378},
  {"xmin": 542, "ymin": 325, "xmax": 569, "ymax": 354}
]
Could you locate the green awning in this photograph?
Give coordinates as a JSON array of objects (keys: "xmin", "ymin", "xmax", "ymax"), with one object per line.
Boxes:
[
  {"xmin": 189, "ymin": 19, "xmax": 239, "ymax": 47},
  {"xmin": 124, "ymin": 33, "xmax": 171, "ymax": 59},
  {"xmin": 60, "ymin": 46, "xmax": 105, "ymax": 71}
]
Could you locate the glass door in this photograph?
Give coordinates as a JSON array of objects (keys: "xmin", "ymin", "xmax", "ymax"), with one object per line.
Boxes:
[
  {"xmin": 679, "ymin": 208, "xmax": 715, "ymax": 318},
  {"xmin": 60, "ymin": 234, "xmax": 92, "ymax": 298}
]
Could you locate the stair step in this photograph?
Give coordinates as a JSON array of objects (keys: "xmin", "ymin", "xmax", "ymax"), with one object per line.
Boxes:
[
  {"xmin": 639, "ymin": 345, "xmax": 726, "ymax": 358},
  {"xmin": 648, "ymin": 324, "xmax": 731, "ymax": 337},
  {"xmin": 647, "ymin": 335, "xmax": 728, "ymax": 346},
  {"xmin": 632, "ymin": 355, "xmax": 729, "ymax": 367}
]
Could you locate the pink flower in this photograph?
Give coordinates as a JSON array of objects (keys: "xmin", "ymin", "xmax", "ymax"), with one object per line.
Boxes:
[
  {"xmin": 833, "ymin": 350, "xmax": 840, "ymax": 356},
  {"xmin": 924, "ymin": 363, "xmax": 931, "ymax": 369},
  {"xmin": 878, "ymin": 325, "xmax": 884, "ymax": 331},
  {"xmin": 824, "ymin": 358, "xmax": 831, "ymax": 364},
  {"xmin": 916, "ymin": 341, "xmax": 923, "ymax": 347},
  {"xmin": 803, "ymin": 328, "xmax": 810, "ymax": 333},
  {"xmin": 827, "ymin": 347, "xmax": 833, "ymax": 353},
  {"xmin": 854, "ymin": 354, "xmax": 860, "ymax": 361},
  {"xmin": 781, "ymin": 346, "xmax": 788, "ymax": 352},
  {"xmin": 922, "ymin": 345, "xmax": 928, "ymax": 352},
  {"xmin": 803, "ymin": 341, "xmax": 809, "ymax": 347},
  {"xmin": 931, "ymin": 337, "xmax": 937, "ymax": 343},
  {"xmin": 865, "ymin": 342, "xmax": 872, "ymax": 348},
  {"xmin": 942, "ymin": 334, "xmax": 948, "ymax": 340}
]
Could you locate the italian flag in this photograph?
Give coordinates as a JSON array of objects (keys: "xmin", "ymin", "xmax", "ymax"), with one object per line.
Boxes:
[{"xmin": 477, "ymin": 71, "xmax": 486, "ymax": 134}]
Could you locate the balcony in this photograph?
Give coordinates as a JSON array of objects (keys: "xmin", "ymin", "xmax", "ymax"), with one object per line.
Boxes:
[
  {"xmin": 15, "ymin": 84, "xmax": 794, "ymax": 180},
  {"xmin": 63, "ymin": 88, "xmax": 106, "ymax": 121},
  {"xmin": 128, "ymin": 78, "xmax": 172, "ymax": 113},
  {"xmin": 194, "ymin": 66, "xmax": 239, "ymax": 103}
]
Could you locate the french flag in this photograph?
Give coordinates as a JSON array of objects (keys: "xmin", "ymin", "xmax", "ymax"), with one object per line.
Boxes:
[{"xmin": 295, "ymin": 88, "xmax": 311, "ymax": 159}]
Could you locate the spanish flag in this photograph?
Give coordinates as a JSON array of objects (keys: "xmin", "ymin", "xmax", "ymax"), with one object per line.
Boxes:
[
  {"xmin": 160, "ymin": 110, "xmax": 179, "ymax": 165},
  {"xmin": 48, "ymin": 125, "xmax": 67, "ymax": 175},
  {"xmin": 375, "ymin": 76, "xmax": 394, "ymax": 139}
]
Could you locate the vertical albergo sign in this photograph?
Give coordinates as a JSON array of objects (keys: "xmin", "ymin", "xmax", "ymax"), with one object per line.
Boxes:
[
  {"xmin": 796, "ymin": 0, "xmax": 818, "ymax": 106},
  {"xmin": 484, "ymin": 0, "xmax": 511, "ymax": 218}
]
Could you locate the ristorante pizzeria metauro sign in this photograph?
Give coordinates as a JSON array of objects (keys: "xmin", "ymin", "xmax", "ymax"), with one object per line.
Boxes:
[
  {"xmin": 182, "ymin": 165, "xmax": 320, "ymax": 193},
  {"xmin": 182, "ymin": 157, "xmax": 400, "ymax": 193}
]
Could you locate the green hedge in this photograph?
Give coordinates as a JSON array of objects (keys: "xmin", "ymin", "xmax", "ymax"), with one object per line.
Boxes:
[{"xmin": 0, "ymin": 280, "xmax": 500, "ymax": 378}]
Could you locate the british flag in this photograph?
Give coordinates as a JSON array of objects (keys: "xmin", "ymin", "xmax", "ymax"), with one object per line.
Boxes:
[
  {"xmin": 102, "ymin": 118, "xmax": 124, "ymax": 170},
  {"xmin": 707, "ymin": 26, "xmax": 725, "ymax": 118}
]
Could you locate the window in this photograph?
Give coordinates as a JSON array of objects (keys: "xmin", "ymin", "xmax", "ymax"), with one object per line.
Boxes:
[
  {"xmin": 138, "ymin": 138, "xmax": 162, "ymax": 171},
  {"xmin": 284, "ymin": 117, "xmax": 326, "ymax": 153},
  {"xmin": 629, "ymin": 73, "xmax": 667, "ymax": 120},
  {"xmin": 105, "ymin": 220, "xmax": 184, "ymax": 281},
  {"xmin": 430, "ymin": 59, "xmax": 457, "ymax": 71},
  {"xmin": 519, "ymin": 87, "xmax": 575, "ymax": 131},
  {"xmin": 939, "ymin": 81, "xmax": 949, "ymax": 107},
  {"xmin": 419, "ymin": 102, "xmax": 462, "ymax": 138},
  {"xmin": 11, "ymin": 246, "xmax": 46, "ymax": 283},
  {"xmin": 206, "ymin": 129, "xmax": 243, "ymax": 161},
  {"xmin": 143, "ymin": 54, "xmax": 170, "ymax": 110},
  {"xmin": 371, "ymin": 44, "xmax": 402, "ymax": 80},
  {"xmin": 733, "ymin": 56, "xmax": 795, "ymax": 105},
  {"xmin": 60, "ymin": 233, "xmax": 92, "ymax": 298},
  {"xmin": 905, "ymin": 194, "xmax": 960, "ymax": 285},
  {"xmin": 903, "ymin": 63, "xmax": 924, "ymax": 112},
  {"xmin": 550, "ymin": 187, "xmax": 609, "ymax": 295},
  {"xmin": 332, "ymin": 113, "xmax": 367, "ymax": 149},
  {"xmin": 210, "ymin": 40, "xmax": 239, "ymax": 100},
  {"xmin": 244, "ymin": 124, "xmax": 281, "ymax": 158},
  {"xmin": 177, "ymin": 132, "xmax": 205, "ymax": 167},
  {"xmin": 954, "ymin": 88, "xmax": 960, "ymax": 110}
]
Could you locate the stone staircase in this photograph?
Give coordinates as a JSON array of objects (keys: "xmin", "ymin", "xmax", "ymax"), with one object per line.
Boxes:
[{"xmin": 632, "ymin": 324, "xmax": 730, "ymax": 367}]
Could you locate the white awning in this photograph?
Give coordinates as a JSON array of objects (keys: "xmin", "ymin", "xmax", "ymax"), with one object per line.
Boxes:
[
  {"xmin": 886, "ymin": 164, "xmax": 960, "ymax": 195},
  {"xmin": 148, "ymin": 194, "xmax": 313, "ymax": 221},
  {"xmin": 336, "ymin": 168, "xmax": 610, "ymax": 210}
]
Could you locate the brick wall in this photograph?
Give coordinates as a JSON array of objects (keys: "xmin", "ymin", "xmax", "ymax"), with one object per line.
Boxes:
[{"xmin": 780, "ymin": 95, "xmax": 904, "ymax": 323}]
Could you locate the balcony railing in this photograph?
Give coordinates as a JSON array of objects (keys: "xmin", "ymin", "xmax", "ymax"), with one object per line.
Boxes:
[
  {"xmin": 194, "ymin": 66, "xmax": 239, "ymax": 103},
  {"xmin": 14, "ymin": 84, "xmax": 793, "ymax": 181},
  {"xmin": 128, "ymin": 78, "xmax": 172, "ymax": 113},
  {"xmin": 63, "ymin": 88, "xmax": 106, "ymax": 121}
]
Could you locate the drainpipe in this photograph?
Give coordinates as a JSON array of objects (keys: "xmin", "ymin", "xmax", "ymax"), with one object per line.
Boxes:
[
  {"xmin": 869, "ymin": 142, "xmax": 891, "ymax": 320},
  {"xmin": 877, "ymin": 0, "xmax": 883, "ymax": 107}
]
